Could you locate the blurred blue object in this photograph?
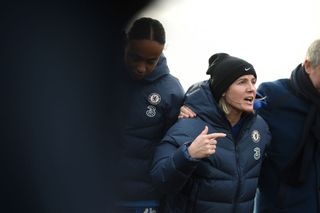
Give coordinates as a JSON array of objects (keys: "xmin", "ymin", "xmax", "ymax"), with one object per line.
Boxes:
[{"xmin": 254, "ymin": 92, "xmax": 267, "ymax": 110}]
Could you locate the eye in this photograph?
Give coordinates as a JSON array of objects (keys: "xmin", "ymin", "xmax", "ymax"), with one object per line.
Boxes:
[
  {"xmin": 251, "ymin": 78, "xmax": 257, "ymax": 85},
  {"xmin": 146, "ymin": 59, "xmax": 157, "ymax": 65},
  {"xmin": 128, "ymin": 52, "xmax": 141, "ymax": 62},
  {"xmin": 238, "ymin": 79, "xmax": 246, "ymax": 84}
]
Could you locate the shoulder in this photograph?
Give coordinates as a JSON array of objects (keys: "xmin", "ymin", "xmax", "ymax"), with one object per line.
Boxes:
[
  {"xmin": 258, "ymin": 79, "xmax": 292, "ymax": 104},
  {"xmin": 185, "ymin": 80, "xmax": 209, "ymax": 95},
  {"xmin": 157, "ymin": 74, "xmax": 185, "ymax": 99},
  {"xmin": 163, "ymin": 73, "xmax": 184, "ymax": 89},
  {"xmin": 184, "ymin": 80, "xmax": 211, "ymax": 103},
  {"xmin": 258, "ymin": 79, "xmax": 290, "ymax": 95},
  {"xmin": 254, "ymin": 114, "xmax": 269, "ymax": 128}
]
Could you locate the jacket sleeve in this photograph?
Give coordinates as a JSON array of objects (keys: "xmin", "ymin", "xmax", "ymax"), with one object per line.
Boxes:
[
  {"xmin": 150, "ymin": 134, "xmax": 199, "ymax": 194},
  {"xmin": 162, "ymin": 81, "xmax": 185, "ymax": 133}
]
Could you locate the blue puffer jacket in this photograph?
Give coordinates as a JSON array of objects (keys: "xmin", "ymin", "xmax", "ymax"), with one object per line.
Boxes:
[
  {"xmin": 119, "ymin": 55, "xmax": 185, "ymax": 201},
  {"xmin": 255, "ymin": 73, "xmax": 320, "ymax": 213},
  {"xmin": 151, "ymin": 80, "xmax": 271, "ymax": 213}
]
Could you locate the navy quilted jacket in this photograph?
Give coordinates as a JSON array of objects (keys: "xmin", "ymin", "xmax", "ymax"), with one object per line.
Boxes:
[
  {"xmin": 119, "ymin": 55, "xmax": 185, "ymax": 201},
  {"xmin": 256, "ymin": 69, "xmax": 320, "ymax": 213},
  {"xmin": 151, "ymin": 80, "xmax": 271, "ymax": 213}
]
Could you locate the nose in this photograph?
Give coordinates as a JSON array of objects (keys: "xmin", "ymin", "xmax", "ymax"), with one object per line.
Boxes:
[
  {"xmin": 247, "ymin": 82, "xmax": 256, "ymax": 91},
  {"xmin": 136, "ymin": 62, "xmax": 146, "ymax": 73}
]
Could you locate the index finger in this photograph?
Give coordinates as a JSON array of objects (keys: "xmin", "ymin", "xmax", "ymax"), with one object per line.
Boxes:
[{"xmin": 207, "ymin": 133, "xmax": 226, "ymax": 139}]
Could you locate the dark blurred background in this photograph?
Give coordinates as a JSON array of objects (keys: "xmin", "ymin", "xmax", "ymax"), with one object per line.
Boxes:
[{"xmin": 0, "ymin": 0, "xmax": 153, "ymax": 212}]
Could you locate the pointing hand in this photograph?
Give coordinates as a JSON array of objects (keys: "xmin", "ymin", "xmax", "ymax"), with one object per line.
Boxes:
[{"xmin": 187, "ymin": 126, "xmax": 226, "ymax": 159}]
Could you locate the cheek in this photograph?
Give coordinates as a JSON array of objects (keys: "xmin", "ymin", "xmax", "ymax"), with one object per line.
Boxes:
[
  {"xmin": 146, "ymin": 64, "xmax": 157, "ymax": 74},
  {"xmin": 311, "ymin": 73, "xmax": 320, "ymax": 90},
  {"xmin": 227, "ymin": 91, "xmax": 242, "ymax": 102}
]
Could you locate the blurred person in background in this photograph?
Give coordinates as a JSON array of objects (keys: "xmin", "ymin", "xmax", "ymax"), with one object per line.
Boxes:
[
  {"xmin": 0, "ymin": 0, "xmax": 155, "ymax": 212},
  {"xmin": 254, "ymin": 39, "xmax": 320, "ymax": 213}
]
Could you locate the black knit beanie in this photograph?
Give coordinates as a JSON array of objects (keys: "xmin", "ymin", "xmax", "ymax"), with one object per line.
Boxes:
[{"xmin": 206, "ymin": 53, "xmax": 257, "ymax": 101}]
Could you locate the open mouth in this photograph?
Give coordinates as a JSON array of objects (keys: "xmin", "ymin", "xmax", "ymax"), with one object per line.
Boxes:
[{"xmin": 244, "ymin": 96, "xmax": 254, "ymax": 104}]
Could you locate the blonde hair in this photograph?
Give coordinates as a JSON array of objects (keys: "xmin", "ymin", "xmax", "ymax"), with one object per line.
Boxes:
[{"xmin": 218, "ymin": 97, "xmax": 230, "ymax": 115}]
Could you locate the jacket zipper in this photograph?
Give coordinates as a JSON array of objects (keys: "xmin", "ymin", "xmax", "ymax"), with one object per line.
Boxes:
[
  {"xmin": 232, "ymin": 114, "xmax": 255, "ymax": 213},
  {"xmin": 232, "ymin": 134, "xmax": 241, "ymax": 213}
]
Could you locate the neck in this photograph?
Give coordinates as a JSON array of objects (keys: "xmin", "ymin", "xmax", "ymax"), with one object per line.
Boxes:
[{"xmin": 226, "ymin": 111, "xmax": 242, "ymax": 126}]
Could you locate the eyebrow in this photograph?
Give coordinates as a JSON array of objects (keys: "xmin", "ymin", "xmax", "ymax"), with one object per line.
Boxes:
[
  {"xmin": 237, "ymin": 76, "xmax": 256, "ymax": 82},
  {"xmin": 128, "ymin": 52, "xmax": 158, "ymax": 61}
]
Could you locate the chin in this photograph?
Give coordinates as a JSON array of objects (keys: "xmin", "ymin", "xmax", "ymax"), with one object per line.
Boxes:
[
  {"xmin": 134, "ymin": 75, "xmax": 144, "ymax": 80},
  {"xmin": 242, "ymin": 107, "xmax": 254, "ymax": 113}
]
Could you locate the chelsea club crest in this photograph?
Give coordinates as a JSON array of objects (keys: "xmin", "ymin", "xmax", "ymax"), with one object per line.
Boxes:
[
  {"xmin": 251, "ymin": 130, "xmax": 261, "ymax": 143},
  {"xmin": 148, "ymin": 93, "xmax": 161, "ymax": 105}
]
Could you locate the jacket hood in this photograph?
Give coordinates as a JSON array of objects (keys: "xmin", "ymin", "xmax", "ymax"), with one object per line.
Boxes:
[
  {"xmin": 184, "ymin": 80, "xmax": 228, "ymax": 128},
  {"xmin": 142, "ymin": 54, "xmax": 169, "ymax": 83}
]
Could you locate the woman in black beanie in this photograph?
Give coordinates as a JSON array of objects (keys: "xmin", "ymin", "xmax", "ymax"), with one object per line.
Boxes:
[{"xmin": 151, "ymin": 53, "xmax": 271, "ymax": 212}]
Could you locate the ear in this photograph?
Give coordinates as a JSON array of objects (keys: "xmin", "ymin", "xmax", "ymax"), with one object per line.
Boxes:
[{"xmin": 304, "ymin": 60, "xmax": 312, "ymax": 74}]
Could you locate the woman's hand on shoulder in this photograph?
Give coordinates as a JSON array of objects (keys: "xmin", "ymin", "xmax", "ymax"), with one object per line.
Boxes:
[{"xmin": 178, "ymin": 105, "xmax": 197, "ymax": 119}]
